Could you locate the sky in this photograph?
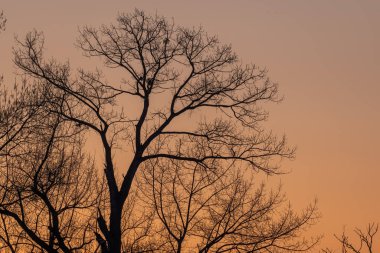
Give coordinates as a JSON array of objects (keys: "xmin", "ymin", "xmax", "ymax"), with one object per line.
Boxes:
[{"xmin": 1, "ymin": 0, "xmax": 379, "ymax": 251}]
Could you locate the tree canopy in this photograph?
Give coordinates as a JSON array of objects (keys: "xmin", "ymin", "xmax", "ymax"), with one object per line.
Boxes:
[{"xmin": 0, "ymin": 9, "xmax": 319, "ymax": 252}]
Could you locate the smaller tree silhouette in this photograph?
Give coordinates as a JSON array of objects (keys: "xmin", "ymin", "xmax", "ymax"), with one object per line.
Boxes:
[
  {"xmin": 322, "ymin": 223, "xmax": 378, "ymax": 253},
  {"xmin": 0, "ymin": 85, "xmax": 100, "ymax": 252}
]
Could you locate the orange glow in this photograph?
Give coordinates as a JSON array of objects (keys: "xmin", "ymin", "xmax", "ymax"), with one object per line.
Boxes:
[{"xmin": 1, "ymin": 1, "xmax": 379, "ymax": 251}]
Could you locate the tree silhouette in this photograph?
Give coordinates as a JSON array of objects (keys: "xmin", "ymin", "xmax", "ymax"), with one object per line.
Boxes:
[
  {"xmin": 0, "ymin": 9, "xmax": 319, "ymax": 252},
  {"xmin": 0, "ymin": 83, "xmax": 99, "ymax": 252},
  {"xmin": 322, "ymin": 223, "xmax": 378, "ymax": 253}
]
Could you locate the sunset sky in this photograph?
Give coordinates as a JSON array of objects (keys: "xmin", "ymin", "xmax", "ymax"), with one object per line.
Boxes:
[{"xmin": 1, "ymin": 1, "xmax": 379, "ymax": 250}]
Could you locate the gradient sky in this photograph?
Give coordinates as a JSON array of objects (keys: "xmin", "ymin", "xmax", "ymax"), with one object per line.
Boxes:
[{"xmin": 1, "ymin": 1, "xmax": 379, "ymax": 251}]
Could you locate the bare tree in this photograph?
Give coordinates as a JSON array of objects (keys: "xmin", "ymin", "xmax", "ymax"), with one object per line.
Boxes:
[
  {"xmin": 322, "ymin": 223, "xmax": 378, "ymax": 253},
  {"xmin": 0, "ymin": 84, "xmax": 99, "ymax": 252},
  {"xmin": 0, "ymin": 9, "xmax": 318, "ymax": 252}
]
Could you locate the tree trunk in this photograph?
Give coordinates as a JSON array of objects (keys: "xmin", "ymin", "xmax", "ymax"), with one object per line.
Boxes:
[{"xmin": 108, "ymin": 197, "xmax": 122, "ymax": 253}]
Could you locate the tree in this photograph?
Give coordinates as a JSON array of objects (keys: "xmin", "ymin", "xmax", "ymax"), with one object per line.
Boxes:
[
  {"xmin": 0, "ymin": 82, "xmax": 100, "ymax": 252},
  {"xmin": 0, "ymin": 9, "xmax": 319, "ymax": 252},
  {"xmin": 322, "ymin": 223, "xmax": 378, "ymax": 253}
]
